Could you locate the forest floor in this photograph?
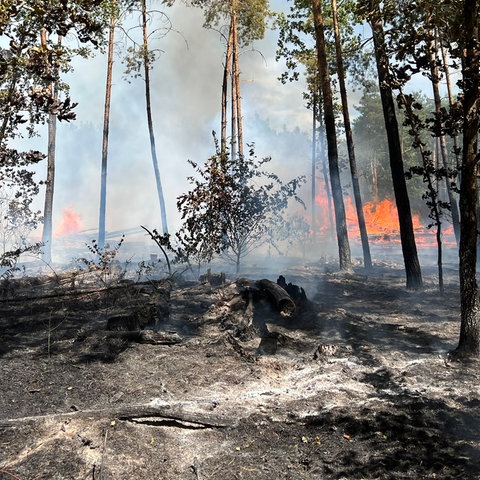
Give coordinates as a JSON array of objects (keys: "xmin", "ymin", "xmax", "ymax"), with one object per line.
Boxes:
[{"xmin": 0, "ymin": 255, "xmax": 479, "ymax": 480}]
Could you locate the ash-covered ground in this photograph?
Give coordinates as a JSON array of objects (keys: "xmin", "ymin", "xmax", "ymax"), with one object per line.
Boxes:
[{"xmin": 0, "ymin": 256, "xmax": 479, "ymax": 480}]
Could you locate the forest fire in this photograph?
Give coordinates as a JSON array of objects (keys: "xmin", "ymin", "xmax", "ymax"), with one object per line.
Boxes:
[
  {"xmin": 54, "ymin": 207, "xmax": 84, "ymax": 237},
  {"xmin": 315, "ymin": 193, "xmax": 456, "ymax": 248}
]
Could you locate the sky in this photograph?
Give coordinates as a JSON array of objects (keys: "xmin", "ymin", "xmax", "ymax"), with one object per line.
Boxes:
[{"xmin": 16, "ymin": 0, "xmax": 318, "ymax": 262}]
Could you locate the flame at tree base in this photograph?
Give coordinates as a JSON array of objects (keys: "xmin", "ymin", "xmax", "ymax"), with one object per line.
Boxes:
[
  {"xmin": 314, "ymin": 194, "xmax": 456, "ymax": 249},
  {"xmin": 54, "ymin": 207, "xmax": 84, "ymax": 237}
]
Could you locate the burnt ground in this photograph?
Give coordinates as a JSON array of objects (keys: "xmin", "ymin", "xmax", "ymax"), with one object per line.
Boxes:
[{"xmin": 0, "ymin": 258, "xmax": 479, "ymax": 480}]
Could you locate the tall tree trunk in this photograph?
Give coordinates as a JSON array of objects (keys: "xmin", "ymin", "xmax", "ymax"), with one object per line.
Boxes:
[
  {"xmin": 318, "ymin": 110, "xmax": 335, "ymax": 242},
  {"xmin": 230, "ymin": 10, "xmax": 238, "ymax": 161},
  {"xmin": 368, "ymin": 0, "xmax": 422, "ymax": 290},
  {"xmin": 98, "ymin": 16, "xmax": 115, "ymax": 251},
  {"xmin": 331, "ymin": 0, "xmax": 372, "ymax": 270},
  {"xmin": 439, "ymin": 31, "xmax": 462, "ymax": 172},
  {"xmin": 428, "ymin": 26, "xmax": 460, "ymax": 247},
  {"xmin": 232, "ymin": 9, "xmax": 243, "ymax": 159},
  {"xmin": 399, "ymin": 92, "xmax": 444, "ymax": 292},
  {"xmin": 311, "ymin": 92, "xmax": 318, "ymax": 234},
  {"xmin": 221, "ymin": 17, "xmax": 234, "ymax": 154},
  {"xmin": 40, "ymin": 28, "xmax": 58, "ymax": 264},
  {"xmin": 312, "ymin": 0, "xmax": 352, "ymax": 271},
  {"xmin": 456, "ymin": 0, "xmax": 480, "ymax": 357},
  {"xmin": 42, "ymin": 109, "xmax": 56, "ymax": 264},
  {"xmin": 142, "ymin": 0, "xmax": 168, "ymax": 234},
  {"xmin": 223, "ymin": 5, "xmax": 243, "ymax": 161},
  {"xmin": 371, "ymin": 152, "xmax": 379, "ymax": 200}
]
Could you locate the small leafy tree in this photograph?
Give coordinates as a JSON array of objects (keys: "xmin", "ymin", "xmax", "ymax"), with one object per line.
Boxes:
[
  {"xmin": 400, "ymin": 92, "xmax": 455, "ymax": 294},
  {"xmin": 176, "ymin": 138, "xmax": 306, "ymax": 273}
]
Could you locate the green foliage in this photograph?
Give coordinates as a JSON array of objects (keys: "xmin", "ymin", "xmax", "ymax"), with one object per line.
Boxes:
[
  {"xmin": 281, "ymin": 213, "xmax": 312, "ymax": 258},
  {"xmin": 189, "ymin": 0, "xmax": 271, "ymax": 46},
  {"xmin": 275, "ymin": 0, "xmax": 373, "ymax": 89},
  {"xmin": 399, "ymin": 92, "xmax": 452, "ymax": 231},
  {"xmin": 140, "ymin": 226, "xmax": 172, "ymax": 275},
  {"xmin": 176, "ymin": 137, "xmax": 306, "ymax": 272},
  {"xmin": 0, "ymin": 1, "xmax": 111, "ymax": 254},
  {"xmin": 0, "ymin": 242, "xmax": 42, "ymax": 279},
  {"xmin": 352, "ymin": 84, "xmax": 428, "ymax": 209}
]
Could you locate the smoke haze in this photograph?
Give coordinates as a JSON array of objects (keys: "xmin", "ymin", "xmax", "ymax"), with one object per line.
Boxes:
[{"xmin": 4, "ymin": 1, "xmax": 316, "ymax": 264}]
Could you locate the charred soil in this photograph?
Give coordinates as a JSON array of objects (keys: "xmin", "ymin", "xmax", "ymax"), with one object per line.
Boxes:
[{"xmin": 0, "ymin": 260, "xmax": 479, "ymax": 480}]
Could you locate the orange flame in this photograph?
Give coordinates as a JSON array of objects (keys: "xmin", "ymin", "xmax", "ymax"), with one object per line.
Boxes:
[
  {"xmin": 345, "ymin": 197, "xmax": 421, "ymax": 239},
  {"xmin": 54, "ymin": 207, "xmax": 84, "ymax": 237},
  {"xmin": 314, "ymin": 186, "xmax": 456, "ymax": 247}
]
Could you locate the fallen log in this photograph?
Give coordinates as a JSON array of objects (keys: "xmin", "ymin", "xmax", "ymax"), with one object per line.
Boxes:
[
  {"xmin": 276, "ymin": 275, "xmax": 307, "ymax": 308},
  {"xmin": 255, "ymin": 279, "xmax": 296, "ymax": 316},
  {"xmin": 76, "ymin": 329, "xmax": 182, "ymax": 345}
]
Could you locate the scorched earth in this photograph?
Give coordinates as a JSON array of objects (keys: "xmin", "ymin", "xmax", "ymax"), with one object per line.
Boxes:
[{"xmin": 0, "ymin": 257, "xmax": 479, "ymax": 480}]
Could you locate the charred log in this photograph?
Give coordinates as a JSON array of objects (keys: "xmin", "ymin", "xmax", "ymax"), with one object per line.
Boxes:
[
  {"xmin": 276, "ymin": 275, "xmax": 308, "ymax": 309},
  {"xmin": 199, "ymin": 269, "xmax": 226, "ymax": 286},
  {"xmin": 106, "ymin": 304, "xmax": 157, "ymax": 331},
  {"xmin": 76, "ymin": 329, "xmax": 182, "ymax": 345},
  {"xmin": 254, "ymin": 279, "xmax": 296, "ymax": 315}
]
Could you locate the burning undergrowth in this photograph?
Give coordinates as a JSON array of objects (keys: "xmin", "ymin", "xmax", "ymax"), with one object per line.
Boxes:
[{"xmin": 0, "ymin": 260, "xmax": 479, "ymax": 479}]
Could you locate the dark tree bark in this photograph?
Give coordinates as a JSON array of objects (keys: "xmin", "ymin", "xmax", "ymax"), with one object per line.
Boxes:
[
  {"xmin": 312, "ymin": 0, "xmax": 352, "ymax": 271},
  {"xmin": 367, "ymin": 0, "xmax": 422, "ymax": 290},
  {"xmin": 331, "ymin": 0, "xmax": 372, "ymax": 270},
  {"xmin": 98, "ymin": 15, "xmax": 115, "ymax": 251},
  {"xmin": 456, "ymin": 0, "xmax": 480, "ymax": 357},
  {"xmin": 399, "ymin": 92, "xmax": 444, "ymax": 293},
  {"xmin": 255, "ymin": 279, "xmax": 296, "ymax": 315}
]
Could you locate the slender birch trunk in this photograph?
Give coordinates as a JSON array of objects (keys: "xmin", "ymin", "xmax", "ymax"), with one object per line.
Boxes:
[
  {"xmin": 98, "ymin": 16, "xmax": 115, "ymax": 251},
  {"xmin": 311, "ymin": 93, "xmax": 318, "ymax": 234},
  {"xmin": 142, "ymin": 0, "xmax": 168, "ymax": 233},
  {"xmin": 428, "ymin": 26, "xmax": 460, "ymax": 246},
  {"xmin": 232, "ymin": 9, "xmax": 243, "ymax": 159},
  {"xmin": 41, "ymin": 28, "xmax": 58, "ymax": 264}
]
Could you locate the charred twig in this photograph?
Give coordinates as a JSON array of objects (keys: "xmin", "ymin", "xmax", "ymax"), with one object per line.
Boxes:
[
  {"xmin": 97, "ymin": 428, "xmax": 108, "ymax": 480},
  {"xmin": 225, "ymin": 332, "xmax": 255, "ymax": 361},
  {"xmin": 141, "ymin": 225, "xmax": 172, "ymax": 275},
  {"xmin": 192, "ymin": 457, "xmax": 201, "ymax": 479},
  {"xmin": 0, "ymin": 469, "xmax": 22, "ymax": 480}
]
